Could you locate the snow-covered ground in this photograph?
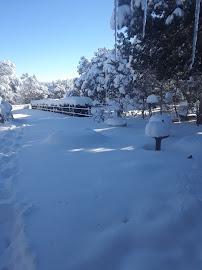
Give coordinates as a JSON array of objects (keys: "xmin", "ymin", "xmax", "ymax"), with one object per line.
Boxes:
[{"xmin": 0, "ymin": 108, "xmax": 202, "ymax": 270}]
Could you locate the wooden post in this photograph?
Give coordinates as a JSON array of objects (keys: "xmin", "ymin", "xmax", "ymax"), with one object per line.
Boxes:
[
  {"xmin": 155, "ymin": 137, "xmax": 162, "ymax": 151},
  {"xmin": 154, "ymin": 136, "xmax": 169, "ymax": 151}
]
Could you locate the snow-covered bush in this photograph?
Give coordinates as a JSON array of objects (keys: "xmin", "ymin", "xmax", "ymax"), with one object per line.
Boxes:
[
  {"xmin": 0, "ymin": 98, "xmax": 13, "ymax": 122},
  {"xmin": 0, "ymin": 60, "xmax": 21, "ymax": 104}
]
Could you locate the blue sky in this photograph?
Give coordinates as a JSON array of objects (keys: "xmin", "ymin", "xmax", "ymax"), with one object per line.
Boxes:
[{"xmin": 0, "ymin": 0, "xmax": 114, "ymax": 81}]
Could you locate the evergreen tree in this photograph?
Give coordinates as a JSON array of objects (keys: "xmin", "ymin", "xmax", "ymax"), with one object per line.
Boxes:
[
  {"xmin": 114, "ymin": 0, "xmax": 202, "ymax": 114},
  {"xmin": 73, "ymin": 48, "xmax": 136, "ymax": 105},
  {"xmin": 20, "ymin": 74, "xmax": 48, "ymax": 103},
  {"xmin": 0, "ymin": 60, "xmax": 21, "ymax": 103}
]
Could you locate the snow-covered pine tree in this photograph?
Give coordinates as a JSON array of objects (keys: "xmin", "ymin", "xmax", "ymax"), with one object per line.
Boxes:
[
  {"xmin": 73, "ymin": 48, "xmax": 136, "ymax": 105},
  {"xmin": 114, "ymin": 0, "xmax": 202, "ymax": 116},
  {"xmin": 0, "ymin": 60, "xmax": 21, "ymax": 103},
  {"xmin": 117, "ymin": 0, "xmax": 202, "ymax": 79},
  {"xmin": 20, "ymin": 73, "xmax": 48, "ymax": 103}
]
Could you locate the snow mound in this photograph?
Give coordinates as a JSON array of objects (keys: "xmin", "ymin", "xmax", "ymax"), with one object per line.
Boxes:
[
  {"xmin": 43, "ymin": 128, "xmax": 107, "ymax": 148},
  {"xmin": 105, "ymin": 117, "xmax": 127, "ymax": 127},
  {"xmin": 173, "ymin": 134, "xmax": 202, "ymax": 155},
  {"xmin": 145, "ymin": 114, "xmax": 172, "ymax": 137}
]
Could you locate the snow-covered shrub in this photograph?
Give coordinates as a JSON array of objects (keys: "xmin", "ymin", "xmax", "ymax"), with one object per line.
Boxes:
[
  {"xmin": 0, "ymin": 98, "xmax": 13, "ymax": 122},
  {"xmin": 0, "ymin": 60, "xmax": 21, "ymax": 104}
]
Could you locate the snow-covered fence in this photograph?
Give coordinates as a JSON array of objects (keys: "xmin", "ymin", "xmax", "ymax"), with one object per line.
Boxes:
[{"xmin": 31, "ymin": 97, "xmax": 93, "ymax": 117}]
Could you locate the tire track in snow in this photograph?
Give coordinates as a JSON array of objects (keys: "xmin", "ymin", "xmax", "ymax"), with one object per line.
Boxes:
[{"xmin": 0, "ymin": 124, "xmax": 35, "ymax": 270}]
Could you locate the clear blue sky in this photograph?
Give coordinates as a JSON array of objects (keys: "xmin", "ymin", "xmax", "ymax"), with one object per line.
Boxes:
[{"xmin": 0, "ymin": 0, "xmax": 114, "ymax": 81}]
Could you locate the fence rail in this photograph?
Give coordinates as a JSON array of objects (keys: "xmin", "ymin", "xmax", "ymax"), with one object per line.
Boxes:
[{"xmin": 32, "ymin": 104, "xmax": 92, "ymax": 117}]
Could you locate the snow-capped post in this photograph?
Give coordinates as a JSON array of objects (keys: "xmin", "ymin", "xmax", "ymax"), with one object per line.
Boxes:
[
  {"xmin": 143, "ymin": 0, "xmax": 148, "ymax": 38},
  {"xmin": 146, "ymin": 94, "xmax": 159, "ymax": 117},
  {"xmin": 190, "ymin": 0, "xmax": 201, "ymax": 70},
  {"xmin": 145, "ymin": 114, "xmax": 172, "ymax": 151}
]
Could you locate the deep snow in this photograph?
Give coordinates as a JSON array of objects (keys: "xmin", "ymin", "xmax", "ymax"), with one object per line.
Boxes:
[{"xmin": 0, "ymin": 107, "xmax": 202, "ymax": 270}]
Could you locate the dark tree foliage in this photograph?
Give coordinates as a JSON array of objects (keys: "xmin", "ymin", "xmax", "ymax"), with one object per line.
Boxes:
[{"xmin": 118, "ymin": 0, "xmax": 202, "ymax": 79}]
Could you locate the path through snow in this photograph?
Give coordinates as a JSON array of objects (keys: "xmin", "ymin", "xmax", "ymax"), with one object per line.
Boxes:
[{"xmin": 0, "ymin": 121, "xmax": 35, "ymax": 270}]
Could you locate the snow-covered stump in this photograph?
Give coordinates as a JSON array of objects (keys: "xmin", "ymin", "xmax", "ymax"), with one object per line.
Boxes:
[{"xmin": 145, "ymin": 114, "xmax": 172, "ymax": 151}]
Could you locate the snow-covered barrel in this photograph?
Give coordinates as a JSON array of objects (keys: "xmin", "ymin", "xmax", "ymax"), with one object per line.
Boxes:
[{"xmin": 145, "ymin": 113, "xmax": 172, "ymax": 151}]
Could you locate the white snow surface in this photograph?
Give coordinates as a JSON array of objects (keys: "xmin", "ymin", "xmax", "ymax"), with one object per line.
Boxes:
[{"xmin": 0, "ymin": 108, "xmax": 202, "ymax": 270}]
